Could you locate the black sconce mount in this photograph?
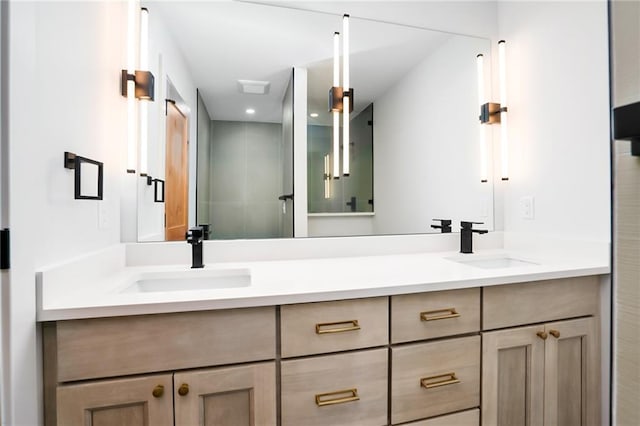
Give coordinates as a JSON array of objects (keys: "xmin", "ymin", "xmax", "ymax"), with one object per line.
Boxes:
[
  {"xmin": 613, "ymin": 101, "xmax": 640, "ymax": 156},
  {"xmin": 121, "ymin": 70, "xmax": 155, "ymax": 101},
  {"xmin": 479, "ymin": 102, "xmax": 506, "ymax": 124},
  {"xmin": 329, "ymin": 87, "xmax": 355, "ymax": 113}
]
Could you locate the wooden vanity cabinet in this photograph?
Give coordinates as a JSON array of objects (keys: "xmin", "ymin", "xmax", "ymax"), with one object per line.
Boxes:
[
  {"xmin": 482, "ymin": 277, "xmax": 601, "ymax": 426},
  {"xmin": 43, "ymin": 307, "xmax": 277, "ymax": 426}
]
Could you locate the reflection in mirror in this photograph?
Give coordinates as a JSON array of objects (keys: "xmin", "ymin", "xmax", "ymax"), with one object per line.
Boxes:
[{"xmin": 137, "ymin": 1, "xmax": 494, "ymax": 241}]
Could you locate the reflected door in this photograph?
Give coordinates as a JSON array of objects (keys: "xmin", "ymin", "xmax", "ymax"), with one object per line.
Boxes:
[{"xmin": 165, "ymin": 101, "xmax": 189, "ymax": 241}]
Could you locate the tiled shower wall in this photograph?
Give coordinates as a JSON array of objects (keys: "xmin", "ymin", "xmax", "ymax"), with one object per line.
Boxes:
[
  {"xmin": 610, "ymin": 1, "xmax": 640, "ymax": 424},
  {"xmin": 202, "ymin": 120, "xmax": 284, "ymax": 239}
]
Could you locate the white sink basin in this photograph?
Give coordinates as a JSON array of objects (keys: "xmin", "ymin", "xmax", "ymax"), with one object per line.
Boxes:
[
  {"xmin": 447, "ymin": 255, "xmax": 539, "ymax": 269},
  {"xmin": 121, "ymin": 268, "xmax": 251, "ymax": 293}
]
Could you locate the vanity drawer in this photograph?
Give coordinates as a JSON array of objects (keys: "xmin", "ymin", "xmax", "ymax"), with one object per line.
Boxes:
[
  {"xmin": 391, "ymin": 335, "xmax": 480, "ymax": 424},
  {"xmin": 391, "ymin": 288, "xmax": 480, "ymax": 343},
  {"xmin": 403, "ymin": 408, "xmax": 479, "ymax": 426},
  {"xmin": 483, "ymin": 275, "xmax": 600, "ymax": 330},
  {"xmin": 281, "ymin": 348, "xmax": 388, "ymax": 426},
  {"xmin": 46, "ymin": 307, "xmax": 276, "ymax": 382},
  {"xmin": 280, "ymin": 297, "xmax": 388, "ymax": 357}
]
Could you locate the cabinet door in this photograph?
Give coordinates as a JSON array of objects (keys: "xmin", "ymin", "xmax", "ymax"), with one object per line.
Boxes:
[
  {"xmin": 482, "ymin": 325, "xmax": 545, "ymax": 426},
  {"xmin": 544, "ymin": 317, "xmax": 600, "ymax": 426},
  {"xmin": 174, "ymin": 362, "xmax": 276, "ymax": 426},
  {"xmin": 56, "ymin": 374, "xmax": 173, "ymax": 426}
]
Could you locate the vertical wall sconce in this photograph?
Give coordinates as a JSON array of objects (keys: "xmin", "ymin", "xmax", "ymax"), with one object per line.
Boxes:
[
  {"xmin": 328, "ymin": 14, "xmax": 354, "ymax": 178},
  {"xmin": 477, "ymin": 40, "xmax": 509, "ymax": 182},
  {"xmin": 323, "ymin": 154, "xmax": 332, "ymax": 199},
  {"xmin": 121, "ymin": 2, "xmax": 155, "ymax": 174}
]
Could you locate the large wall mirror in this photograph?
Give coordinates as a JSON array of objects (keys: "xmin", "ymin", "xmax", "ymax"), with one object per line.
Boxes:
[{"xmin": 137, "ymin": 1, "xmax": 494, "ymax": 242}]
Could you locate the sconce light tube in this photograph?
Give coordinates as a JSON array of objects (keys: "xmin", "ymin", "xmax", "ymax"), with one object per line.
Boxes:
[
  {"xmin": 332, "ymin": 32, "xmax": 341, "ymax": 178},
  {"xmin": 324, "ymin": 154, "xmax": 331, "ymax": 199},
  {"xmin": 498, "ymin": 40, "xmax": 509, "ymax": 180},
  {"xmin": 342, "ymin": 14, "xmax": 350, "ymax": 176},
  {"xmin": 139, "ymin": 7, "xmax": 149, "ymax": 176},
  {"xmin": 126, "ymin": 0, "xmax": 137, "ymax": 173},
  {"xmin": 477, "ymin": 54, "xmax": 488, "ymax": 183}
]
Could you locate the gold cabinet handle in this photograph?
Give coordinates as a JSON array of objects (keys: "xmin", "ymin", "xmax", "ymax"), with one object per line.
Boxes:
[
  {"xmin": 315, "ymin": 320, "xmax": 360, "ymax": 334},
  {"xmin": 315, "ymin": 388, "xmax": 359, "ymax": 406},
  {"xmin": 178, "ymin": 383, "xmax": 189, "ymax": 396},
  {"xmin": 549, "ymin": 329, "xmax": 560, "ymax": 338},
  {"xmin": 536, "ymin": 331, "xmax": 548, "ymax": 340},
  {"xmin": 420, "ymin": 308, "xmax": 460, "ymax": 322},
  {"xmin": 420, "ymin": 372, "xmax": 460, "ymax": 389},
  {"xmin": 152, "ymin": 385, "xmax": 164, "ymax": 398}
]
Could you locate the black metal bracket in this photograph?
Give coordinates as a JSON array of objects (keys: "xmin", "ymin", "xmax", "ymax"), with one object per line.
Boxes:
[
  {"xmin": 64, "ymin": 152, "xmax": 103, "ymax": 200},
  {"xmin": 278, "ymin": 193, "xmax": 294, "ymax": 201},
  {"xmin": 121, "ymin": 69, "xmax": 155, "ymax": 101},
  {"xmin": 146, "ymin": 175, "xmax": 153, "ymax": 186},
  {"xmin": 613, "ymin": 101, "xmax": 640, "ymax": 156},
  {"xmin": 153, "ymin": 178, "xmax": 165, "ymax": 203},
  {"xmin": 479, "ymin": 102, "xmax": 503, "ymax": 124},
  {"xmin": 0, "ymin": 229, "xmax": 9, "ymax": 270}
]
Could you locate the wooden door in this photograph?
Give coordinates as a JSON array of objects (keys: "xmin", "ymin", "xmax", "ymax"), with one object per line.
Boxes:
[
  {"xmin": 56, "ymin": 374, "xmax": 173, "ymax": 426},
  {"xmin": 482, "ymin": 325, "xmax": 545, "ymax": 426},
  {"xmin": 165, "ymin": 101, "xmax": 189, "ymax": 240},
  {"xmin": 174, "ymin": 362, "xmax": 276, "ymax": 426},
  {"xmin": 544, "ymin": 317, "xmax": 600, "ymax": 426}
]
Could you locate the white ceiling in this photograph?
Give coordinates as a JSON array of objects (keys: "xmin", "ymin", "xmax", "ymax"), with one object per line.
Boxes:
[{"xmin": 148, "ymin": 1, "xmax": 474, "ymax": 124}]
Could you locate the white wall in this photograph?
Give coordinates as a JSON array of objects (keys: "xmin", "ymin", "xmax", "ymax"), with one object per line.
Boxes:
[
  {"xmin": 497, "ymin": 1, "xmax": 610, "ymax": 242},
  {"xmin": 6, "ymin": 1, "xmax": 127, "ymax": 423},
  {"xmin": 293, "ymin": 67, "xmax": 308, "ymax": 237},
  {"xmin": 373, "ymin": 35, "xmax": 494, "ymax": 235}
]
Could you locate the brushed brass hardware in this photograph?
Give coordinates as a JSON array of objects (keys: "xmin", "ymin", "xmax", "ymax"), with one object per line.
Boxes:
[
  {"xmin": 420, "ymin": 308, "xmax": 460, "ymax": 322},
  {"xmin": 152, "ymin": 385, "xmax": 164, "ymax": 398},
  {"xmin": 315, "ymin": 320, "xmax": 360, "ymax": 334},
  {"xmin": 315, "ymin": 388, "xmax": 360, "ymax": 406},
  {"xmin": 178, "ymin": 383, "xmax": 189, "ymax": 396},
  {"xmin": 536, "ymin": 331, "xmax": 548, "ymax": 340},
  {"xmin": 549, "ymin": 329, "xmax": 560, "ymax": 338},
  {"xmin": 420, "ymin": 372, "xmax": 460, "ymax": 389}
]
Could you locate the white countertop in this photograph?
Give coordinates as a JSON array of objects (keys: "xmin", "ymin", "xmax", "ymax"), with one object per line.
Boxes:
[{"xmin": 36, "ymin": 235, "xmax": 610, "ymax": 321}]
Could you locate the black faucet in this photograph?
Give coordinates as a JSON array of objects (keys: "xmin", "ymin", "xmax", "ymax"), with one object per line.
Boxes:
[
  {"xmin": 431, "ymin": 219, "xmax": 452, "ymax": 233},
  {"xmin": 460, "ymin": 221, "xmax": 488, "ymax": 254},
  {"xmin": 186, "ymin": 226, "xmax": 205, "ymax": 269}
]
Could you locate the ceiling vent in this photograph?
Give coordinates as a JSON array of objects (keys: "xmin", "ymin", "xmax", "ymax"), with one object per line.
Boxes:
[{"xmin": 237, "ymin": 80, "xmax": 271, "ymax": 95}]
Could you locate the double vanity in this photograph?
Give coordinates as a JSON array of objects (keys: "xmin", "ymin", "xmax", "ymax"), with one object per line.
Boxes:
[{"xmin": 37, "ymin": 234, "xmax": 609, "ymax": 425}]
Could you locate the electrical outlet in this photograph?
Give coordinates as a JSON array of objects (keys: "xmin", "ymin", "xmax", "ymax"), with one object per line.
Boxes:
[
  {"xmin": 98, "ymin": 201, "xmax": 109, "ymax": 229},
  {"xmin": 520, "ymin": 196, "xmax": 535, "ymax": 220}
]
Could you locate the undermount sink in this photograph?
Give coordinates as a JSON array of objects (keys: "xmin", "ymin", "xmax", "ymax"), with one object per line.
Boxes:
[
  {"xmin": 447, "ymin": 255, "xmax": 539, "ymax": 269},
  {"xmin": 121, "ymin": 268, "xmax": 251, "ymax": 293}
]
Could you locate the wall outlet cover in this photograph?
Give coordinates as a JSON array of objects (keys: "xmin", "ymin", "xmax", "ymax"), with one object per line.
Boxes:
[{"xmin": 520, "ymin": 196, "xmax": 535, "ymax": 220}]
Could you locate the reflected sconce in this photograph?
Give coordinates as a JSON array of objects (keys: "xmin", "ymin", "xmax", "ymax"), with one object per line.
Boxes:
[
  {"xmin": 477, "ymin": 40, "xmax": 509, "ymax": 182},
  {"xmin": 329, "ymin": 14, "xmax": 354, "ymax": 178},
  {"xmin": 323, "ymin": 154, "xmax": 332, "ymax": 199}
]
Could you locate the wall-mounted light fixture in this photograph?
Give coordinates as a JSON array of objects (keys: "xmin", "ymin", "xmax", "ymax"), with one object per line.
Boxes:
[
  {"xmin": 122, "ymin": 3, "xmax": 155, "ymax": 174},
  {"xmin": 476, "ymin": 54, "xmax": 489, "ymax": 183},
  {"xmin": 329, "ymin": 14, "xmax": 354, "ymax": 178},
  {"xmin": 323, "ymin": 154, "xmax": 332, "ymax": 199},
  {"xmin": 477, "ymin": 40, "xmax": 509, "ymax": 181}
]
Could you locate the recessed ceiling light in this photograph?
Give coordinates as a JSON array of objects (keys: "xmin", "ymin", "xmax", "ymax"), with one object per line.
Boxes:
[
  {"xmin": 310, "ymin": 113, "xmax": 319, "ymax": 118},
  {"xmin": 246, "ymin": 108, "xmax": 255, "ymax": 114}
]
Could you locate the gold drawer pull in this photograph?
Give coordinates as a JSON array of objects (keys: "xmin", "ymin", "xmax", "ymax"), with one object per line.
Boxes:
[
  {"xmin": 549, "ymin": 329, "xmax": 560, "ymax": 338},
  {"xmin": 420, "ymin": 308, "xmax": 460, "ymax": 322},
  {"xmin": 315, "ymin": 320, "xmax": 360, "ymax": 334},
  {"xmin": 537, "ymin": 331, "xmax": 548, "ymax": 340},
  {"xmin": 420, "ymin": 372, "xmax": 460, "ymax": 389},
  {"xmin": 177, "ymin": 383, "xmax": 189, "ymax": 396},
  {"xmin": 152, "ymin": 385, "xmax": 164, "ymax": 398},
  {"xmin": 315, "ymin": 388, "xmax": 360, "ymax": 406}
]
